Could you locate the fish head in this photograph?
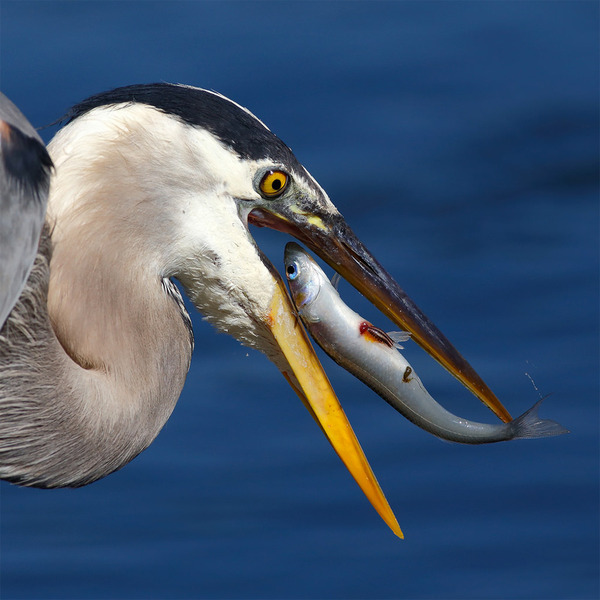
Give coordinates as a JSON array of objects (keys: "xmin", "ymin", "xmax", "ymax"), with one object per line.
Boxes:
[{"xmin": 284, "ymin": 242, "xmax": 326, "ymax": 311}]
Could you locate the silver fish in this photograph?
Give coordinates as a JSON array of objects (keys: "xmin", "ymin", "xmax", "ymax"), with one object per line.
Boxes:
[{"xmin": 284, "ymin": 242, "xmax": 568, "ymax": 444}]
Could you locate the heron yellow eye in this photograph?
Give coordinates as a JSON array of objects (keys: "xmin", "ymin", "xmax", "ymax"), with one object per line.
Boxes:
[{"xmin": 259, "ymin": 170, "xmax": 289, "ymax": 198}]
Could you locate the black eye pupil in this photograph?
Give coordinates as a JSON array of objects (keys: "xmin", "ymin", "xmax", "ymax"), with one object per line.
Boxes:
[
  {"xmin": 272, "ymin": 179, "xmax": 282, "ymax": 191},
  {"xmin": 286, "ymin": 265, "xmax": 295, "ymax": 275}
]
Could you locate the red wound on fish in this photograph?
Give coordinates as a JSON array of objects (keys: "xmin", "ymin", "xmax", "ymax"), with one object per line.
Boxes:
[{"xmin": 359, "ymin": 321, "xmax": 395, "ymax": 348}]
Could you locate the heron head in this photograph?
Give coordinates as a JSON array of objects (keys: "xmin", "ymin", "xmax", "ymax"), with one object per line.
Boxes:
[{"xmin": 49, "ymin": 84, "xmax": 510, "ymax": 536}]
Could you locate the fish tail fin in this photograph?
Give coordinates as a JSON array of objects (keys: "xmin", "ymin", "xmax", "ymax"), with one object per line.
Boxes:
[{"xmin": 510, "ymin": 395, "xmax": 570, "ymax": 440}]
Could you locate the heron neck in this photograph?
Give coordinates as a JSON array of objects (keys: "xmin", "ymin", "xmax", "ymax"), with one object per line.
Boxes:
[
  {"xmin": 45, "ymin": 111, "xmax": 193, "ymax": 398},
  {"xmin": 45, "ymin": 203, "xmax": 193, "ymax": 440},
  {"xmin": 37, "ymin": 151, "xmax": 193, "ymax": 487}
]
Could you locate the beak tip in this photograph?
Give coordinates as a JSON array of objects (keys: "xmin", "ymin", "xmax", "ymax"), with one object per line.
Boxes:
[
  {"xmin": 393, "ymin": 525, "xmax": 405, "ymax": 540},
  {"xmin": 380, "ymin": 509, "xmax": 404, "ymax": 539}
]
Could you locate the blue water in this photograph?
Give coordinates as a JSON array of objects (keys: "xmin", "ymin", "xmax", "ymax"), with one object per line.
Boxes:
[{"xmin": 1, "ymin": 2, "xmax": 598, "ymax": 598}]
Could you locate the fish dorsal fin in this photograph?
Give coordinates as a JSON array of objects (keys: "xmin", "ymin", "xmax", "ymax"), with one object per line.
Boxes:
[{"xmin": 387, "ymin": 330, "xmax": 411, "ymax": 349}]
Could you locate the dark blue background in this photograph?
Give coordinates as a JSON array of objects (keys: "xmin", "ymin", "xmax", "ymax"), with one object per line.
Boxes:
[{"xmin": 1, "ymin": 2, "xmax": 598, "ymax": 598}]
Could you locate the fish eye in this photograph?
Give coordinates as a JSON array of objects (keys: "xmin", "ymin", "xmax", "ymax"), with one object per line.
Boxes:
[
  {"xmin": 286, "ymin": 262, "xmax": 299, "ymax": 280},
  {"xmin": 259, "ymin": 170, "xmax": 289, "ymax": 198}
]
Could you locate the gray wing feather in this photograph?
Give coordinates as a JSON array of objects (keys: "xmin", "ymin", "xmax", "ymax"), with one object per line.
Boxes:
[{"xmin": 0, "ymin": 92, "xmax": 52, "ymax": 328}]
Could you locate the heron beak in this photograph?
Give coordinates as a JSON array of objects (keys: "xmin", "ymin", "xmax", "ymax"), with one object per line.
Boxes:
[
  {"xmin": 260, "ymin": 257, "xmax": 403, "ymax": 538},
  {"xmin": 250, "ymin": 206, "xmax": 512, "ymax": 423},
  {"xmin": 249, "ymin": 193, "xmax": 510, "ymax": 539}
]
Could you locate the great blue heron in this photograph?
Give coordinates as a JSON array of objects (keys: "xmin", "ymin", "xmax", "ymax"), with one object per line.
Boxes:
[{"xmin": 0, "ymin": 84, "xmax": 513, "ymax": 538}]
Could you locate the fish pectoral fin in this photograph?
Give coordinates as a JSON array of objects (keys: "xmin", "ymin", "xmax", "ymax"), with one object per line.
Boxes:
[{"xmin": 330, "ymin": 272, "xmax": 342, "ymax": 290}]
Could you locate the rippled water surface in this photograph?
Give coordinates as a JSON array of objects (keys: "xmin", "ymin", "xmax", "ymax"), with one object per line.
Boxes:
[{"xmin": 1, "ymin": 2, "xmax": 598, "ymax": 599}]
